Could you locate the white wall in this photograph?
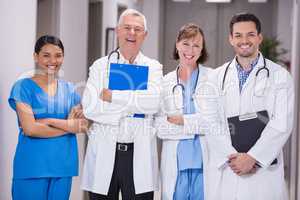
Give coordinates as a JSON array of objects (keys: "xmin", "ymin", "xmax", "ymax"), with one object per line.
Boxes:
[
  {"xmin": 101, "ymin": 0, "xmax": 118, "ymax": 56},
  {"xmin": 0, "ymin": 1, "xmax": 37, "ymax": 200},
  {"xmin": 141, "ymin": 0, "xmax": 161, "ymax": 61},
  {"xmin": 59, "ymin": 0, "xmax": 89, "ymax": 199},
  {"xmin": 59, "ymin": 0, "xmax": 89, "ymax": 82}
]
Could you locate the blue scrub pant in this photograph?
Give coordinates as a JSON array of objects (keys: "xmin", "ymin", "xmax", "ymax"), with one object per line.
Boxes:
[
  {"xmin": 12, "ymin": 177, "xmax": 72, "ymax": 200},
  {"xmin": 173, "ymin": 169, "xmax": 204, "ymax": 200}
]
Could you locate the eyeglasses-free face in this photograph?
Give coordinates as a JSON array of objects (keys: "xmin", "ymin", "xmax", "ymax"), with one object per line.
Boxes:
[
  {"xmin": 229, "ymin": 21, "xmax": 263, "ymax": 59},
  {"xmin": 34, "ymin": 44, "xmax": 64, "ymax": 76},
  {"xmin": 176, "ymin": 33, "xmax": 203, "ymax": 68}
]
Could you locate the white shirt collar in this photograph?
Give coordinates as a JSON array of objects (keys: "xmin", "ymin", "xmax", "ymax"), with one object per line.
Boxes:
[{"xmin": 119, "ymin": 51, "xmax": 143, "ymax": 65}]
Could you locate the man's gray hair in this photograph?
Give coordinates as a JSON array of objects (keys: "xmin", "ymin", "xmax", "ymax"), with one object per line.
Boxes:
[{"xmin": 118, "ymin": 8, "xmax": 147, "ymax": 32}]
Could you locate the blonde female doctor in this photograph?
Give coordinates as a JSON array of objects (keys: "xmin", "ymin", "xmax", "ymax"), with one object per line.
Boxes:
[{"xmin": 155, "ymin": 23, "xmax": 231, "ymax": 200}]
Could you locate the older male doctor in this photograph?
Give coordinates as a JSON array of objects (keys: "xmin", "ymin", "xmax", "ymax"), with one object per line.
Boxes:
[
  {"xmin": 211, "ymin": 13, "xmax": 294, "ymax": 200},
  {"xmin": 81, "ymin": 9, "xmax": 162, "ymax": 200}
]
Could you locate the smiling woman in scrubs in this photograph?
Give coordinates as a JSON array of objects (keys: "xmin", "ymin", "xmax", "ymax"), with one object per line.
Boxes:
[
  {"xmin": 8, "ymin": 35, "xmax": 89, "ymax": 200},
  {"xmin": 156, "ymin": 23, "xmax": 211, "ymax": 200},
  {"xmin": 155, "ymin": 23, "xmax": 236, "ymax": 200},
  {"xmin": 169, "ymin": 23, "xmax": 207, "ymax": 200}
]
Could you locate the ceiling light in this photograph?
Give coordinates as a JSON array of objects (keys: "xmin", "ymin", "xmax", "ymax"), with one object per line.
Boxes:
[
  {"xmin": 206, "ymin": 0, "xmax": 231, "ymax": 3},
  {"xmin": 172, "ymin": 0, "xmax": 191, "ymax": 2},
  {"xmin": 248, "ymin": 0, "xmax": 267, "ymax": 2}
]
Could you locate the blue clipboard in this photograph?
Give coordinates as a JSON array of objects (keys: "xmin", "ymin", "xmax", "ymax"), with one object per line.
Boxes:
[
  {"xmin": 108, "ymin": 63, "xmax": 149, "ymax": 118},
  {"xmin": 108, "ymin": 63, "xmax": 149, "ymax": 90}
]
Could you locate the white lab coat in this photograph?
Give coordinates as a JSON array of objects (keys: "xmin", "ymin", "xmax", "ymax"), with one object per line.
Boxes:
[
  {"xmin": 211, "ymin": 54, "xmax": 294, "ymax": 200},
  {"xmin": 81, "ymin": 52, "xmax": 163, "ymax": 195},
  {"xmin": 155, "ymin": 66, "xmax": 234, "ymax": 200}
]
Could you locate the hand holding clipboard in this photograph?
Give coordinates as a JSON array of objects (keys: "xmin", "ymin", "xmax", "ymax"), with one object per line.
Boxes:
[
  {"xmin": 107, "ymin": 63, "xmax": 149, "ymax": 118},
  {"xmin": 227, "ymin": 110, "xmax": 277, "ymax": 166}
]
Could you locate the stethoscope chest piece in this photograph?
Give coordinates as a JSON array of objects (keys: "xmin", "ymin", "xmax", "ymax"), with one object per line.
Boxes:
[
  {"xmin": 170, "ymin": 65, "xmax": 200, "ymax": 113},
  {"xmin": 172, "ymin": 83, "xmax": 184, "ymax": 112}
]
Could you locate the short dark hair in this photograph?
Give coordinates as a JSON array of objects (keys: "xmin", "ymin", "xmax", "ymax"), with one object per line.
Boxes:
[
  {"xmin": 35, "ymin": 35, "xmax": 64, "ymax": 54},
  {"xmin": 229, "ymin": 13, "xmax": 261, "ymax": 35},
  {"xmin": 173, "ymin": 23, "xmax": 208, "ymax": 64}
]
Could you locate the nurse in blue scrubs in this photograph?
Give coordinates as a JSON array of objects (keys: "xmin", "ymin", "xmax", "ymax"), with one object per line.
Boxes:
[
  {"xmin": 157, "ymin": 23, "xmax": 210, "ymax": 200},
  {"xmin": 8, "ymin": 35, "xmax": 89, "ymax": 200}
]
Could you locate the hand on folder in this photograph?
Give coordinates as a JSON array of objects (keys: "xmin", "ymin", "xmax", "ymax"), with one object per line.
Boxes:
[
  {"xmin": 228, "ymin": 110, "xmax": 277, "ymax": 169},
  {"xmin": 228, "ymin": 153, "xmax": 257, "ymax": 176},
  {"xmin": 100, "ymin": 88, "xmax": 112, "ymax": 103}
]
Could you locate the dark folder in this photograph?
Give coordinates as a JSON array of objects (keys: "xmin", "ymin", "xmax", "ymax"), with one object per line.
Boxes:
[
  {"xmin": 227, "ymin": 110, "xmax": 277, "ymax": 165},
  {"xmin": 108, "ymin": 63, "xmax": 149, "ymax": 118}
]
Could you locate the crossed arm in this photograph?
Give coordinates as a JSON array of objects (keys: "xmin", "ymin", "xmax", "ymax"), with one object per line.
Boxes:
[
  {"xmin": 82, "ymin": 61, "xmax": 162, "ymax": 125},
  {"xmin": 99, "ymin": 67, "xmax": 162, "ymax": 115},
  {"xmin": 16, "ymin": 103, "xmax": 89, "ymax": 138}
]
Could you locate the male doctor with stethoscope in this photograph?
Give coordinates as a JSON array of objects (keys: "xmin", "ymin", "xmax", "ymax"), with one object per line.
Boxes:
[
  {"xmin": 81, "ymin": 9, "xmax": 162, "ymax": 200},
  {"xmin": 211, "ymin": 13, "xmax": 294, "ymax": 200}
]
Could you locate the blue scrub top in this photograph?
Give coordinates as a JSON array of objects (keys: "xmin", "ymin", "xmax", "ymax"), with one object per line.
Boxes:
[
  {"xmin": 8, "ymin": 78, "xmax": 81, "ymax": 179},
  {"xmin": 177, "ymin": 68, "xmax": 203, "ymax": 170}
]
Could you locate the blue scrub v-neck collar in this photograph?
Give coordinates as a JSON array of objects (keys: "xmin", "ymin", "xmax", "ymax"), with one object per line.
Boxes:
[{"xmin": 27, "ymin": 78, "xmax": 59, "ymax": 98}]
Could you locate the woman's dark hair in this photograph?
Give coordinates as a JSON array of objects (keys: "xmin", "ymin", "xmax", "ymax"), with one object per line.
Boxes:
[
  {"xmin": 173, "ymin": 23, "xmax": 208, "ymax": 64},
  {"xmin": 34, "ymin": 35, "xmax": 64, "ymax": 54},
  {"xmin": 229, "ymin": 13, "xmax": 262, "ymax": 35}
]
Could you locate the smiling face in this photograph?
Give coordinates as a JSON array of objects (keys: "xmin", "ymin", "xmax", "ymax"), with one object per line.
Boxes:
[
  {"xmin": 176, "ymin": 33, "xmax": 203, "ymax": 68},
  {"xmin": 229, "ymin": 21, "xmax": 263, "ymax": 59},
  {"xmin": 34, "ymin": 44, "xmax": 64, "ymax": 75},
  {"xmin": 116, "ymin": 14, "xmax": 147, "ymax": 59}
]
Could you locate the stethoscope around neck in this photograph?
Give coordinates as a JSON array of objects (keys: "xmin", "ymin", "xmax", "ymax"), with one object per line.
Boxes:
[
  {"xmin": 107, "ymin": 47, "xmax": 120, "ymax": 63},
  {"xmin": 172, "ymin": 65, "xmax": 200, "ymax": 110},
  {"xmin": 105, "ymin": 47, "xmax": 120, "ymax": 87},
  {"xmin": 221, "ymin": 55, "xmax": 270, "ymax": 96}
]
